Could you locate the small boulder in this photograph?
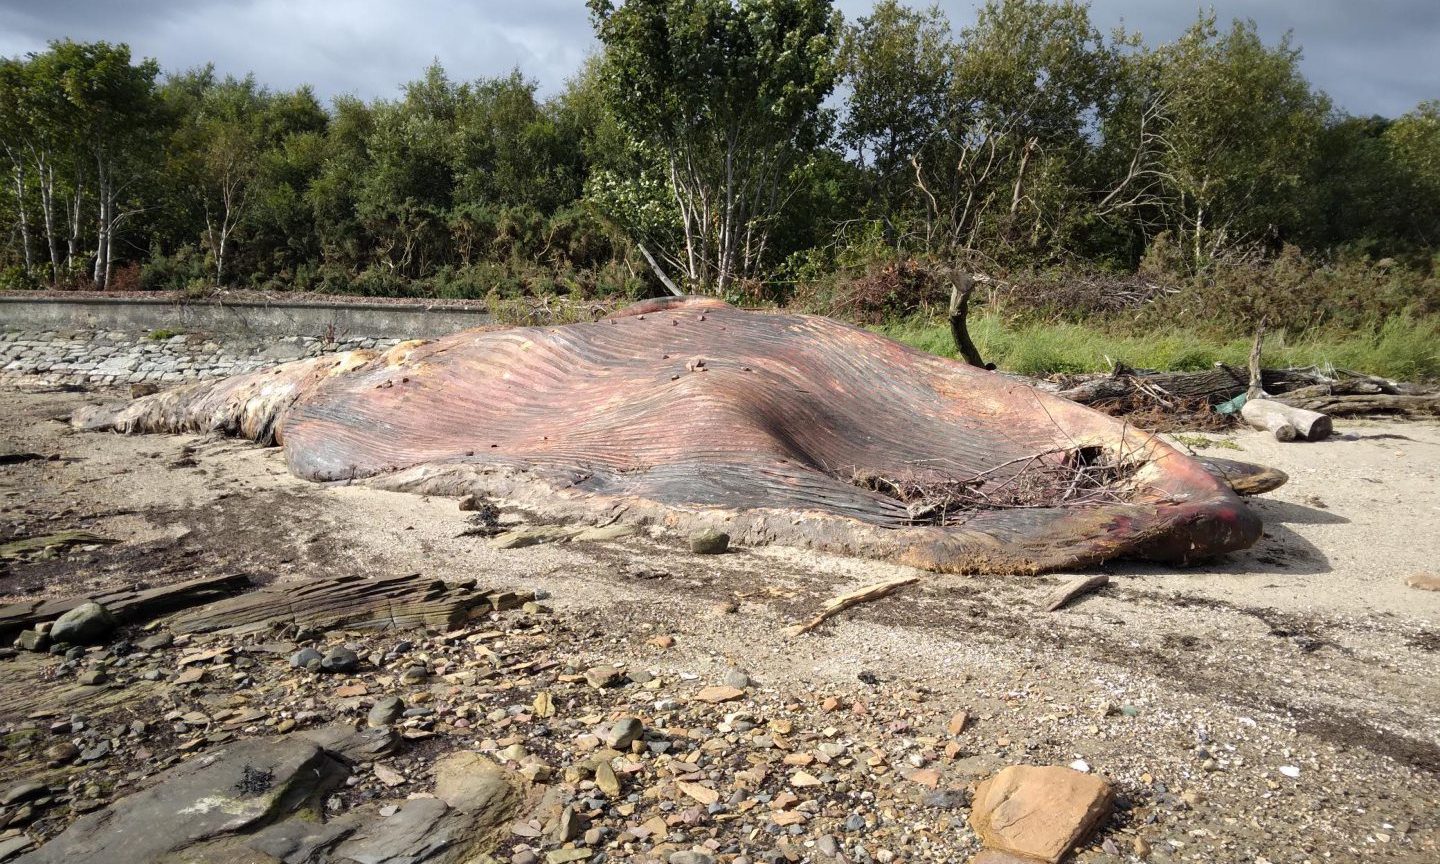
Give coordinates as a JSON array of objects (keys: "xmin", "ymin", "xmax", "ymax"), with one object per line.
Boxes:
[
  {"xmin": 290, "ymin": 647, "xmax": 323, "ymax": 671},
  {"xmin": 604, "ymin": 716, "xmax": 644, "ymax": 750},
  {"xmin": 969, "ymin": 765, "xmax": 1114, "ymax": 864},
  {"xmin": 585, "ymin": 664, "xmax": 621, "ymax": 689},
  {"xmin": 14, "ymin": 629, "xmax": 48, "ymax": 652},
  {"xmin": 320, "ymin": 647, "xmax": 359, "ymax": 674},
  {"xmin": 367, "ymin": 696, "xmax": 405, "ymax": 727},
  {"xmin": 689, "ymin": 529, "xmax": 730, "ymax": 555},
  {"xmin": 50, "ymin": 602, "xmax": 115, "ymax": 645},
  {"xmin": 723, "ymin": 667, "xmax": 751, "ymax": 689}
]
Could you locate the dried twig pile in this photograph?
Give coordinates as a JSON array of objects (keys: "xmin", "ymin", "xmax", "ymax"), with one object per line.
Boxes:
[{"xmin": 847, "ymin": 444, "xmax": 1147, "ymax": 526}]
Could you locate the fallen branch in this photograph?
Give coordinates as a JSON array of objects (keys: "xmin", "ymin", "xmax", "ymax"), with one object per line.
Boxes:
[
  {"xmin": 786, "ymin": 575, "xmax": 920, "ymax": 636},
  {"xmin": 1042, "ymin": 574, "xmax": 1109, "ymax": 612},
  {"xmin": 636, "ymin": 242, "xmax": 684, "ymax": 298},
  {"xmin": 1058, "ymin": 366, "xmax": 1340, "ymax": 406}
]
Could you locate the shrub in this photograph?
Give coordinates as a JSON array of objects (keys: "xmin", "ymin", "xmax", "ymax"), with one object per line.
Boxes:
[{"xmin": 139, "ymin": 245, "xmax": 208, "ymax": 292}]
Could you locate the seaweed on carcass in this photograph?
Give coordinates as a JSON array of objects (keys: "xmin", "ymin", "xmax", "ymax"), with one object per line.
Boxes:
[{"xmin": 73, "ymin": 298, "xmax": 1272, "ymax": 573}]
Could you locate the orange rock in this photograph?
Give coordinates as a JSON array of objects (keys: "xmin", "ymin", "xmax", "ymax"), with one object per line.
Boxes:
[
  {"xmin": 970, "ymin": 852, "xmax": 1038, "ymax": 864},
  {"xmin": 646, "ymin": 634, "xmax": 676, "ymax": 648},
  {"xmin": 694, "ymin": 685, "xmax": 744, "ymax": 704},
  {"xmin": 909, "ymin": 768, "xmax": 942, "ymax": 788},
  {"xmin": 968, "ymin": 765, "xmax": 1114, "ymax": 864},
  {"xmin": 948, "ymin": 710, "xmax": 971, "ymax": 735},
  {"xmin": 1406, "ymin": 572, "xmax": 1440, "ymax": 591}
]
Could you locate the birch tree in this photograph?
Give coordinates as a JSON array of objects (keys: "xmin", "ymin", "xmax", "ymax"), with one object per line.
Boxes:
[{"xmin": 587, "ymin": 0, "xmax": 840, "ymax": 294}]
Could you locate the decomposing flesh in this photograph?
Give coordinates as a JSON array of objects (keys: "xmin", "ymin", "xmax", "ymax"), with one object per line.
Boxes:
[{"xmin": 73, "ymin": 298, "xmax": 1273, "ymax": 573}]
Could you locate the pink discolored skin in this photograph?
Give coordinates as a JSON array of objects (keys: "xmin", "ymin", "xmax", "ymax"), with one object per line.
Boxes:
[{"xmin": 77, "ymin": 299, "xmax": 1263, "ymax": 573}]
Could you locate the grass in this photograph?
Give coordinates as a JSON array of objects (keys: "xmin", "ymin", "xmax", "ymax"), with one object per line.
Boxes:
[{"xmin": 876, "ymin": 314, "xmax": 1440, "ymax": 382}]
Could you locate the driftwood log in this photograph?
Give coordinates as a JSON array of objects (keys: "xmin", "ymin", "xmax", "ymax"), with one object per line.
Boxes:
[
  {"xmin": 1241, "ymin": 400, "xmax": 1297, "ymax": 441},
  {"xmin": 1238, "ymin": 318, "xmax": 1334, "ymax": 441},
  {"xmin": 1059, "ymin": 364, "xmax": 1436, "ymax": 421},
  {"xmin": 1057, "ymin": 365, "xmax": 1337, "ymax": 406},
  {"xmin": 1241, "ymin": 398, "xmax": 1333, "ymax": 441},
  {"xmin": 166, "ymin": 573, "xmax": 524, "ymax": 636},
  {"xmin": 0, "ymin": 573, "xmax": 252, "ymax": 642},
  {"xmin": 1278, "ymin": 390, "xmax": 1440, "ymax": 417}
]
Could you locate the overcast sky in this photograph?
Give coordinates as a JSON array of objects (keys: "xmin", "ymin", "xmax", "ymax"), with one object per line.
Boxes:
[{"xmin": 0, "ymin": 1, "xmax": 1434, "ymax": 117}]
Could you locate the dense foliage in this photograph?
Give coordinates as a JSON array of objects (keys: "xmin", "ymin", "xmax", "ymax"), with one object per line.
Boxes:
[{"xmin": 1, "ymin": 1, "xmax": 1436, "ymax": 336}]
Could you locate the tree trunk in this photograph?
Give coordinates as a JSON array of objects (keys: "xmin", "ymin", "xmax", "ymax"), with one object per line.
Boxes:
[
  {"xmin": 66, "ymin": 178, "xmax": 84, "ymax": 272},
  {"xmin": 92, "ymin": 166, "xmax": 111, "ymax": 289},
  {"xmin": 947, "ymin": 274, "xmax": 989, "ymax": 369},
  {"xmin": 37, "ymin": 158, "xmax": 61, "ymax": 281},
  {"xmin": 10, "ymin": 160, "xmax": 32, "ymax": 273}
]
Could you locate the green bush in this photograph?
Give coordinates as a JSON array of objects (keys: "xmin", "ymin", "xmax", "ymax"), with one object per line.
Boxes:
[{"xmin": 139, "ymin": 245, "xmax": 208, "ymax": 292}]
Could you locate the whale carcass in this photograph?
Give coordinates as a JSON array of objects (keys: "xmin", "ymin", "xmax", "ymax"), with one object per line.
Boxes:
[{"xmin": 73, "ymin": 298, "xmax": 1274, "ymax": 573}]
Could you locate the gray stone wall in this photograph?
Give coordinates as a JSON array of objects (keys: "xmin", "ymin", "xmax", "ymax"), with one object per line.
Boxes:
[
  {"xmin": 0, "ymin": 295, "xmax": 491, "ymax": 340},
  {"xmin": 1, "ymin": 329, "xmax": 399, "ymax": 388}
]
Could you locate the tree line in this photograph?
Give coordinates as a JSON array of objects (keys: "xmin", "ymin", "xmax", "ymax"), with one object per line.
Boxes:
[{"xmin": 1, "ymin": 0, "xmax": 1436, "ymax": 313}]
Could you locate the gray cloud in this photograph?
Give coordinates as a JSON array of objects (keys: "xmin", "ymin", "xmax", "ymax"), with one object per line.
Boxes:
[{"xmin": 0, "ymin": 0, "xmax": 1433, "ymax": 116}]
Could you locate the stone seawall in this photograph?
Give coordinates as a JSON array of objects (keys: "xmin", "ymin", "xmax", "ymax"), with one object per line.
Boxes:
[
  {"xmin": 0, "ymin": 294, "xmax": 492, "ymax": 340},
  {"xmin": 1, "ymin": 328, "xmax": 400, "ymax": 388}
]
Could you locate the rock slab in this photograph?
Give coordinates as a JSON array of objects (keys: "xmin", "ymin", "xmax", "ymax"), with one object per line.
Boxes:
[
  {"xmin": 968, "ymin": 765, "xmax": 1114, "ymax": 864},
  {"xmin": 14, "ymin": 737, "xmax": 344, "ymax": 864}
]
